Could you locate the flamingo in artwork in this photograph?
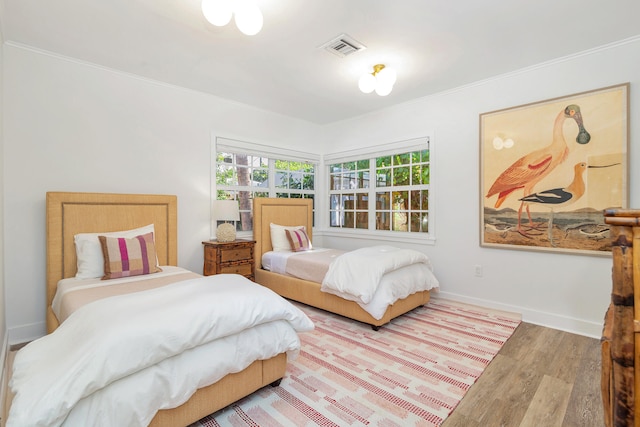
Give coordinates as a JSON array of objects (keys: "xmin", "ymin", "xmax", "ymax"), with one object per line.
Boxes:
[
  {"xmin": 518, "ymin": 161, "xmax": 619, "ymax": 246},
  {"xmin": 485, "ymin": 104, "xmax": 591, "ymax": 235}
]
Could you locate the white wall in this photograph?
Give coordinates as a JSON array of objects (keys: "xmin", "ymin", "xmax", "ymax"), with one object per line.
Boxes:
[
  {"xmin": 3, "ymin": 37, "xmax": 639, "ymax": 343},
  {"xmin": 2, "ymin": 44, "xmax": 322, "ymax": 343},
  {"xmin": 0, "ymin": 6, "xmax": 8, "ymax": 404},
  {"xmin": 320, "ymin": 38, "xmax": 640, "ymax": 337}
]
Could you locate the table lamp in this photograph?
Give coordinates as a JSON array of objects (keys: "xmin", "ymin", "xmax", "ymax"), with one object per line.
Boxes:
[{"xmin": 215, "ymin": 200, "xmax": 240, "ymax": 242}]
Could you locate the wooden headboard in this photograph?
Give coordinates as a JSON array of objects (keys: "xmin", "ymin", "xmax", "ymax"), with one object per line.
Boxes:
[
  {"xmin": 253, "ymin": 198, "xmax": 313, "ymax": 267},
  {"xmin": 46, "ymin": 192, "xmax": 178, "ymax": 332}
]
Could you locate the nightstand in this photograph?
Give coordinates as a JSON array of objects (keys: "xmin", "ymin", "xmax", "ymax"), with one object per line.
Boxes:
[{"xmin": 202, "ymin": 239, "xmax": 256, "ymax": 281}]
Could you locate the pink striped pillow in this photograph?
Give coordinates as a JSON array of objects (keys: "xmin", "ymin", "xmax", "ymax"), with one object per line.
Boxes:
[
  {"xmin": 98, "ymin": 232, "xmax": 162, "ymax": 280},
  {"xmin": 285, "ymin": 228, "xmax": 312, "ymax": 252}
]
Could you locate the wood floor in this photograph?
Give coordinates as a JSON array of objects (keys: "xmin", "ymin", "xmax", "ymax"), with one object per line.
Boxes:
[
  {"xmin": 2, "ymin": 322, "xmax": 604, "ymax": 426},
  {"xmin": 443, "ymin": 321, "xmax": 604, "ymax": 427}
]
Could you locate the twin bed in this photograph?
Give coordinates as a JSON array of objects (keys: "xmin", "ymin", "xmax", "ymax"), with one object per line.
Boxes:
[
  {"xmin": 8, "ymin": 192, "xmax": 438, "ymax": 426},
  {"xmin": 8, "ymin": 192, "xmax": 313, "ymax": 427},
  {"xmin": 253, "ymin": 197, "xmax": 438, "ymax": 329}
]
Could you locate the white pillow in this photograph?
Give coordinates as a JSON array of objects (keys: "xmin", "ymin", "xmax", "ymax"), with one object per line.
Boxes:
[
  {"xmin": 270, "ymin": 223, "xmax": 307, "ymax": 252},
  {"xmin": 74, "ymin": 224, "xmax": 155, "ymax": 279}
]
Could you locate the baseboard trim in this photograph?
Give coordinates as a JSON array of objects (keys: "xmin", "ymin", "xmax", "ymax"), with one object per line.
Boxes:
[
  {"xmin": 7, "ymin": 321, "xmax": 46, "ymax": 347},
  {"xmin": 433, "ymin": 291, "xmax": 603, "ymax": 339}
]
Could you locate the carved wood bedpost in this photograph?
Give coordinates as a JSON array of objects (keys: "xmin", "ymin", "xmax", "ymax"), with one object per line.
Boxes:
[{"xmin": 603, "ymin": 209, "xmax": 640, "ymax": 427}]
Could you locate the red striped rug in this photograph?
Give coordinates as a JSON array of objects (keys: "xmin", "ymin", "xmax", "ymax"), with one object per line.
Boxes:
[{"xmin": 193, "ymin": 298, "xmax": 521, "ymax": 427}]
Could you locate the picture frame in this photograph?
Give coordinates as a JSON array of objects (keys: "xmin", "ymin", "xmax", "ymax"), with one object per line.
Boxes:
[{"xmin": 480, "ymin": 83, "xmax": 629, "ymax": 256}]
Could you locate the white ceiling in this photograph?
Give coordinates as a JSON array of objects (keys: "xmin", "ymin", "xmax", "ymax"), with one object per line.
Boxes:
[{"xmin": 2, "ymin": 0, "xmax": 639, "ymax": 125}]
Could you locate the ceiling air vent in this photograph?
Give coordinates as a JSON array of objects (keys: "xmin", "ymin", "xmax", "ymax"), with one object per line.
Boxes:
[{"xmin": 320, "ymin": 34, "xmax": 366, "ymax": 58}]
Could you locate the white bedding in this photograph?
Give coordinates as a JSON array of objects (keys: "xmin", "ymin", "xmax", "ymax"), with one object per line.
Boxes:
[
  {"xmin": 8, "ymin": 274, "xmax": 314, "ymax": 427},
  {"xmin": 263, "ymin": 246, "xmax": 440, "ymax": 320},
  {"xmin": 322, "ymin": 245, "xmax": 436, "ymax": 304}
]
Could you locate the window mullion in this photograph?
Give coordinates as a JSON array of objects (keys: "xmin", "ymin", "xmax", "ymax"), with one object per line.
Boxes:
[
  {"xmin": 369, "ymin": 158, "xmax": 376, "ymax": 230},
  {"xmin": 268, "ymin": 159, "xmax": 276, "ymax": 198}
]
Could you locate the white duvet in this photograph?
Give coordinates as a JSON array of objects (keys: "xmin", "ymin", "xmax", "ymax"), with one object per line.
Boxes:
[
  {"xmin": 8, "ymin": 274, "xmax": 314, "ymax": 427},
  {"xmin": 321, "ymin": 245, "xmax": 439, "ymax": 311}
]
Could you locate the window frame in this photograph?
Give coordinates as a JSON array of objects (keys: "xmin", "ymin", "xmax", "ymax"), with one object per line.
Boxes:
[
  {"xmin": 322, "ymin": 136, "xmax": 435, "ymax": 244},
  {"xmin": 212, "ymin": 136, "xmax": 319, "ymax": 240}
]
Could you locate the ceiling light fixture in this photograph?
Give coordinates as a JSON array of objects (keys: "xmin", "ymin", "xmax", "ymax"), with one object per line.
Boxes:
[
  {"xmin": 358, "ymin": 64, "xmax": 397, "ymax": 96},
  {"xmin": 201, "ymin": 0, "xmax": 263, "ymax": 36}
]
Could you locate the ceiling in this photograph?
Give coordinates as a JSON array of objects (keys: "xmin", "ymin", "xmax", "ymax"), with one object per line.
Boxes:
[{"xmin": 1, "ymin": 0, "xmax": 639, "ymax": 125}]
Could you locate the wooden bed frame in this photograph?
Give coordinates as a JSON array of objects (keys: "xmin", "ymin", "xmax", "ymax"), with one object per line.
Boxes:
[
  {"xmin": 253, "ymin": 198, "xmax": 431, "ymax": 329},
  {"xmin": 601, "ymin": 209, "xmax": 640, "ymax": 427},
  {"xmin": 44, "ymin": 191, "xmax": 287, "ymax": 427}
]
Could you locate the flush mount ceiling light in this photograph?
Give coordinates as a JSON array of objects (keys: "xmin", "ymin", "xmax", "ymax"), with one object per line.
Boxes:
[
  {"xmin": 358, "ymin": 64, "xmax": 397, "ymax": 96},
  {"xmin": 201, "ymin": 0, "xmax": 263, "ymax": 36}
]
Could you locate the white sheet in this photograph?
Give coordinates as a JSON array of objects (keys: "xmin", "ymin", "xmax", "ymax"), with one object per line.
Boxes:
[
  {"xmin": 51, "ymin": 265, "xmax": 188, "ymax": 319},
  {"xmin": 261, "ymin": 249, "xmax": 293, "ymax": 272},
  {"xmin": 321, "ymin": 245, "xmax": 435, "ymax": 304},
  {"xmin": 8, "ymin": 274, "xmax": 314, "ymax": 427},
  {"xmin": 262, "ymin": 248, "xmax": 333, "ymax": 274}
]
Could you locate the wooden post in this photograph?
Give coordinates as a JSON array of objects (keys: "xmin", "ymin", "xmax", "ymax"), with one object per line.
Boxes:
[{"xmin": 603, "ymin": 210, "xmax": 640, "ymax": 427}]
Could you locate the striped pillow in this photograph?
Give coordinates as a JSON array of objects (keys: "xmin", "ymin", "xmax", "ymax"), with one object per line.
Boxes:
[
  {"xmin": 285, "ymin": 228, "xmax": 312, "ymax": 252},
  {"xmin": 98, "ymin": 232, "xmax": 162, "ymax": 280}
]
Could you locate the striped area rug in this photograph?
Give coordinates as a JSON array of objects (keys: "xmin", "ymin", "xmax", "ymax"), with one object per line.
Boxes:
[{"xmin": 194, "ymin": 298, "xmax": 521, "ymax": 427}]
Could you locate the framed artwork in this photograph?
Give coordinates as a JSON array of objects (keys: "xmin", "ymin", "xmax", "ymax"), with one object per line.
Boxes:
[{"xmin": 480, "ymin": 83, "xmax": 629, "ymax": 256}]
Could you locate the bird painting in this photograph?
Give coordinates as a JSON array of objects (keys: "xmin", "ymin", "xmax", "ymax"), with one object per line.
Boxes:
[
  {"xmin": 485, "ymin": 104, "xmax": 591, "ymax": 236},
  {"xmin": 519, "ymin": 161, "xmax": 619, "ymax": 246}
]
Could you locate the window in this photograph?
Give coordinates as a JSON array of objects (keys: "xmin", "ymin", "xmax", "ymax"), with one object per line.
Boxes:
[
  {"xmin": 328, "ymin": 160, "xmax": 371, "ymax": 229},
  {"xmin": 274, "ymin": 160, "xmax": 316, "ymax": 198},
  {"xmin": 327, "ymin": 137, "xmax": 432, "ymax": 236},
  {"xmin": 213, "ymin": 137, "xmax": 317, "ymax": 235}
]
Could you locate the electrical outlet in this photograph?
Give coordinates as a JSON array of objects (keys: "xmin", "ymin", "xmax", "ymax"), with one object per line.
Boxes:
[{"xmin": 474, "ymin": 264, "xmax": 483, "ymax": 277}]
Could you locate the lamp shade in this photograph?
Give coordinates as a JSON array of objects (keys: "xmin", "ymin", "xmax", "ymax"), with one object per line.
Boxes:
[
  {"xmin": 358, "ymin": 73, "xmax": 376, "ymax": 94},
  {"xmin": 201, "ymin": 0, "xmax": 262, "ymax": 36},
  {"xmin": 215, "ymin": 200, "xmax": 240, "ymax": 221},
  {"xmin": 234, "ymin": 0, "xmax": 263, "ymax": 36},
  {"xmin": 201, "ymin": 0, "xmax": 233, "ymax": 27},
  {"xmin": 375, "ymin": 83, "xmax": 393, "ymax": 96}
]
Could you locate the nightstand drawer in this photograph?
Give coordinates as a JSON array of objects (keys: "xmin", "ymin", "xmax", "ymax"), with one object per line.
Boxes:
[
  {"xmin": 220, "ymin": 247, "xmax": 252, "ymax": 262},
  {"xmin": 202, "ymin": 239, "xmax": 256, "ymax": 280},
  {"xmin": 219, "ymin": 263, "xmax": 253, "ymax": 276}
]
